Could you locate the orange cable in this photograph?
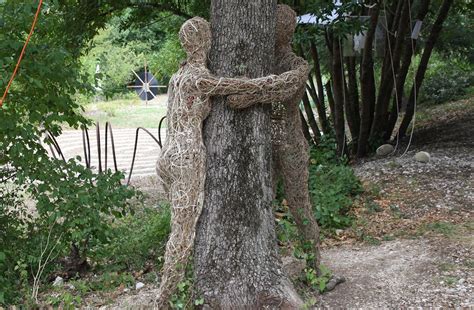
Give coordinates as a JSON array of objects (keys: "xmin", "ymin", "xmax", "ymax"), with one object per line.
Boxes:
[{"xmin": 0, "ymin": 0, "xmax": 43, "ymax": 108}]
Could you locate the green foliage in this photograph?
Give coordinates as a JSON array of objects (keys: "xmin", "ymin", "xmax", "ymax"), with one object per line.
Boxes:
[
  {"xmin": 79, "ymin": 11, "xmax": 185, "ymax": 100},
  {"xmin": 150, "ymin": 34, "xmax": 186, "ymax": 84},
  {"xmin": 169, "ymin": 262, "xmax": 204, "ymax": 310},
  {"xmin": 303, "ymin": 264, "xmax": 332, "ymax": 293},
  {"xmin": 0, "ymin": 1, "xmax": 137, "ymax": 305},
  {"xmin": 434, "ymin": 0, "xmax": 474, "ymax": 62},
  {"xmin": 46, "ymin": 292, "xmax": 82, "ymax": 308},
  {"xmin": 308, "ymin": 137, "xmax": 362, "ymax": 229},
  {"xmin": 419, "ymin": 53, "xmax": 474, "ymax": 105},
  {"xmin": 91, "ymin": 204, "xmax": 171, "ymax": 271}
]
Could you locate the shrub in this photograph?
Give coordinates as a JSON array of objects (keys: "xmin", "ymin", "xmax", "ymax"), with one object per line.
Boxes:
[
  {"xmin": 90, "ymin": 204, "xmax": 171, "ymax": 271},
  {"xmin": 419, "ymin": 53, "xmax": 474, "ymax": 105},
  {"xmin": 308, "ymin": 137, "xmax": 362, "ymax": 229}
]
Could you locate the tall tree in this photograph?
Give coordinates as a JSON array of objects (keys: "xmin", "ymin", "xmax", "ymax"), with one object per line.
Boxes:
[
  {"xmin": 194, "ymin": 0, "xmax": 303, "ymax": 307},
  {"xmin": 398, "ymin": 0, "xmax": 454, "ymax": 138},
  {"xmin": 357, "ymin": 3, "xmax": 379, "ymax": 158}
]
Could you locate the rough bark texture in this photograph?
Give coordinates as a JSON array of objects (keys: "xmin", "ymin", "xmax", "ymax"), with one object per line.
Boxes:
[
  {"xmin": 300, "ymin": 109, "xmax": 313, "ymax": 143},
  {"xmin": 385, "ymin": 0, "xmax": 431, "ymax": 140},
  {"xmin": 398, "ymin": 0, "xmax": 454, "ymax": 138},
  {"xmin": 302, "ymin": 91, "xmax": 321, "ymax": 143},
  {"xmin": 195, "ymin": 1, "xmax": 303, "ymax": 308},
  {"xmin": 345, "ymin": 56, "xmax": 360, "ymax": 151},
  {"xmin": 371, "ymin": 0, "xmax": 411, "ymax": 140},
  {"xmin": 326, "ymin": 80, "xmax": 336, "ymax": 127},
  {"xmin": 309, "ymin": 40, "xmax": 331, "ymax": 134},
  {"xmin": 357, "ymin": 4, "xmax": 380, "ymax": 158},
  {"xmin": 331, "ymin": 38, "xmax": 347, "ymax": 156}
]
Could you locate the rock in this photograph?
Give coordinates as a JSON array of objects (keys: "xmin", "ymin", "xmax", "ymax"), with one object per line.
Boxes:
[
  {"xmin": 414, "ymin": 151, "xmax": 431, "ymax": 163},
  {"xmin": 135, "ymin": 282, "xmax": 145, "ymax": 290},
  {"xmin": 282, "ymin": 256, "xmax": 306, "ymax": 278},
  {"xmin": 335, "ymin": 229, "xmax": 344, "ymax": 236},
  {"xmin": 52, "ymin": 276, "xmax": 63, "ymax": 287},
  {"xmin": 376, "ymin": 144, "xmax": 394, "ymax": 156},
  {"xmin": 324, "ymin": 275, "xmax": 346, "ymax": 292}
]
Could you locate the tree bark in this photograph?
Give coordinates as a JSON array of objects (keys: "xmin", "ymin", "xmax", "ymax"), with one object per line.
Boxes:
[
  {"xmin": 398, "ymin": 0, "xmax": 454, "ymax": 138},
  {"xmin": 302, "ymin": 91, "xmax": 321, "ymax": 143},
  {"xmin": 357, "ymin": 3, "xmax": 380, "ymax": 158},
  {"xmin": 345, "ymin": 56, "xmax": 360, "ymax": 152},
  {"xmin": 326, "ymin": 80, "xmax": 336, "ymax": 127},
  {"xmin": 300, "ymin": 110, "xmax": 313, "ymax": 143},
  {"xmin": 309, "ymin": 40, "xmax": 331, "ymax": 134},
  {"xmin": 331, "ymin": 37, "xmax": 347, "ymax": 156},
  {"xmin": 385, "ymin": 0, "xmax": 431, "ymax": 140},
  {"xmin": 371, "ymin": 0, "xmax": 411, "ymax": 140},
  {"xmin": 195, "ymin": 1, "xmax": 303, "ymax": 307}
]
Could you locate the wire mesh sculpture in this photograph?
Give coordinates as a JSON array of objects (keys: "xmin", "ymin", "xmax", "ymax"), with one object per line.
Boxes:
[{"xmin": 155, "ymin": 16, "xmax": 308, "ymax": 307}]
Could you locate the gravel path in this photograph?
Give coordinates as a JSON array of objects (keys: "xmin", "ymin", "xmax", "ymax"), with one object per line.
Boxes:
[{"xmin": 318, "ymin": 238, "xmax": 473, "ymax": 308}]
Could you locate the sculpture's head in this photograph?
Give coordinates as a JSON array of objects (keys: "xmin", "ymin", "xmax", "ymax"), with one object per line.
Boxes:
[
  {"xmin": 179, "ymin": 17, "xmax": 211, "ymax": 62},
  {"xmin": 275, "ymin": 4, "xmax": 297, "ymax": 49}
]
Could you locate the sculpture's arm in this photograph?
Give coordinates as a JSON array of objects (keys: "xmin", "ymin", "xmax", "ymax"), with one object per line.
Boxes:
[
  {"xmin": 195, "ymin": 64, "xmax": 307, "ymax": 100},
  {"xmin": 227, "ymin": 54, "xmax": 310, "ymax": 109}
]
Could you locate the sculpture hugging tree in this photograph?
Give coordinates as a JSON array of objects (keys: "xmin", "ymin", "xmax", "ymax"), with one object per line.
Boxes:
[
  {"xmin": 229, "ymin": 4, "xmax": 322, "ymax": 273},
  {"xmin": 155, "ymin": 16, "xmax": 308, "ymax": 307}
]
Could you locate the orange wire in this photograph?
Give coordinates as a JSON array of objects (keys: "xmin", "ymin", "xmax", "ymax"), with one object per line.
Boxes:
[{"xmin": 0, "ymin": 0, "xmax": 43, "ymax": 108}]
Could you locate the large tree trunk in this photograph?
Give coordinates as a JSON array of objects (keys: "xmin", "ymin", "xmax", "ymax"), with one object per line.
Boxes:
[
  {"xmin": 398, "ymin": 0, "xmax": 454, "ymax": 138},
  {"xmin": 195, "ymin": 0, "xmax": 303, "ymax": 308}
]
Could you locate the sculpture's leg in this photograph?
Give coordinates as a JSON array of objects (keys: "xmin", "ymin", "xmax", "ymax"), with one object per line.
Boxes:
[
  {"xmin": 156, "ymin": 154, "xmax": 206, "ymax": 308},
  {"xmin": 277, "ymin": 135, "xmax": 321, "ymax": 272}
]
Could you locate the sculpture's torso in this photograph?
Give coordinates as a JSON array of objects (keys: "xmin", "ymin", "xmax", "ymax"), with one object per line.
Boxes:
[
  {"xmin": 158, "ymin": 64, "xmax": 210, "ymax": 189},
  {"xmin": 272, "ymin": 51, "xmax": 306, "ymax": 145}
]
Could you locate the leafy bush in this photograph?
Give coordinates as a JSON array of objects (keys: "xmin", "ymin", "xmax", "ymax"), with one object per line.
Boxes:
[
  {"xmin": 308, "ymin": 137, "xmax": 362, "ymax": 229},
  {"xmin": 0, "ymin": 1, "xmax": 137, "ymax": 305},
  {"xmin": 419, "ymin": 53, "xmax": 474, "ymax": 105},
  {"xmin": 91, "ymin": 204, "xmax": 171, "ymax": 271},
  {"xmin": 275, "ymin": 136, "xmax": 361, "ymax": 236}
]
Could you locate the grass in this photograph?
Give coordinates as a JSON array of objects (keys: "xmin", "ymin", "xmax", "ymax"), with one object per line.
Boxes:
[{"xmin": 83, "ymin": 98, "xmax": 167, "ymax": 128}]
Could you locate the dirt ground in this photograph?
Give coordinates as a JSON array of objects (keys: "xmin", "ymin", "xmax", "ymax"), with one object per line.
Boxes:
[
  {"xmin": 316, "ymin": 98, "xmax": 473, "ymax": 308},
  {"xmin": 81, "ymin": 99, "xmax": 473, "ymax": 308}
]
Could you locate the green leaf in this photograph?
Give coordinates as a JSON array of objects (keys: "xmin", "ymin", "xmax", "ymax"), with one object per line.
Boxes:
[{"xmin": 194, "ymin": 297, "xmax": 204, "ymax": 305}]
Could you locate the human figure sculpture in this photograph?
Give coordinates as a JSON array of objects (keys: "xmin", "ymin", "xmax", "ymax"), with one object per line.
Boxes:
[
  {"xmin": 155, "ymin": 16, "xmax": 308, "ymax": 307},
  {"xmin": 229, "ymin": 4, "xmax": 322, "ymax": 273}
]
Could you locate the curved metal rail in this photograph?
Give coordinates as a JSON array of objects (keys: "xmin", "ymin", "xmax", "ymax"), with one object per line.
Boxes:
[{"xmin": 43, "ymin": 116, "xmax": 168, "ymax": 185}]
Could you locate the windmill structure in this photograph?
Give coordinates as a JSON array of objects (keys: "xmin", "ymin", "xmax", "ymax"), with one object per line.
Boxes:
[{"xmin": 128, "ymin": 60, "xmax": 167, "ymax": 104}]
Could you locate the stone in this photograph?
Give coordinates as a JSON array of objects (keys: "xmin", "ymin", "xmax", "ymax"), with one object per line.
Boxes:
[
  {"xmin": 414, "ymin": 151, "xmax": 431, "ymax": 163},
  {"xmin": 52, "ymin": 276, "xmax": 63, "ymax": 287},
  {"xmin": 135, "ymin": 282, "xmax": 145, "ymax": 290},
  {"xmin": 376, "ymin": 144, "xmax": 394, "ymax": 156},
  {"xmin": 325, "ymin": 275, "xmax": 346, "ymax": 292}
]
